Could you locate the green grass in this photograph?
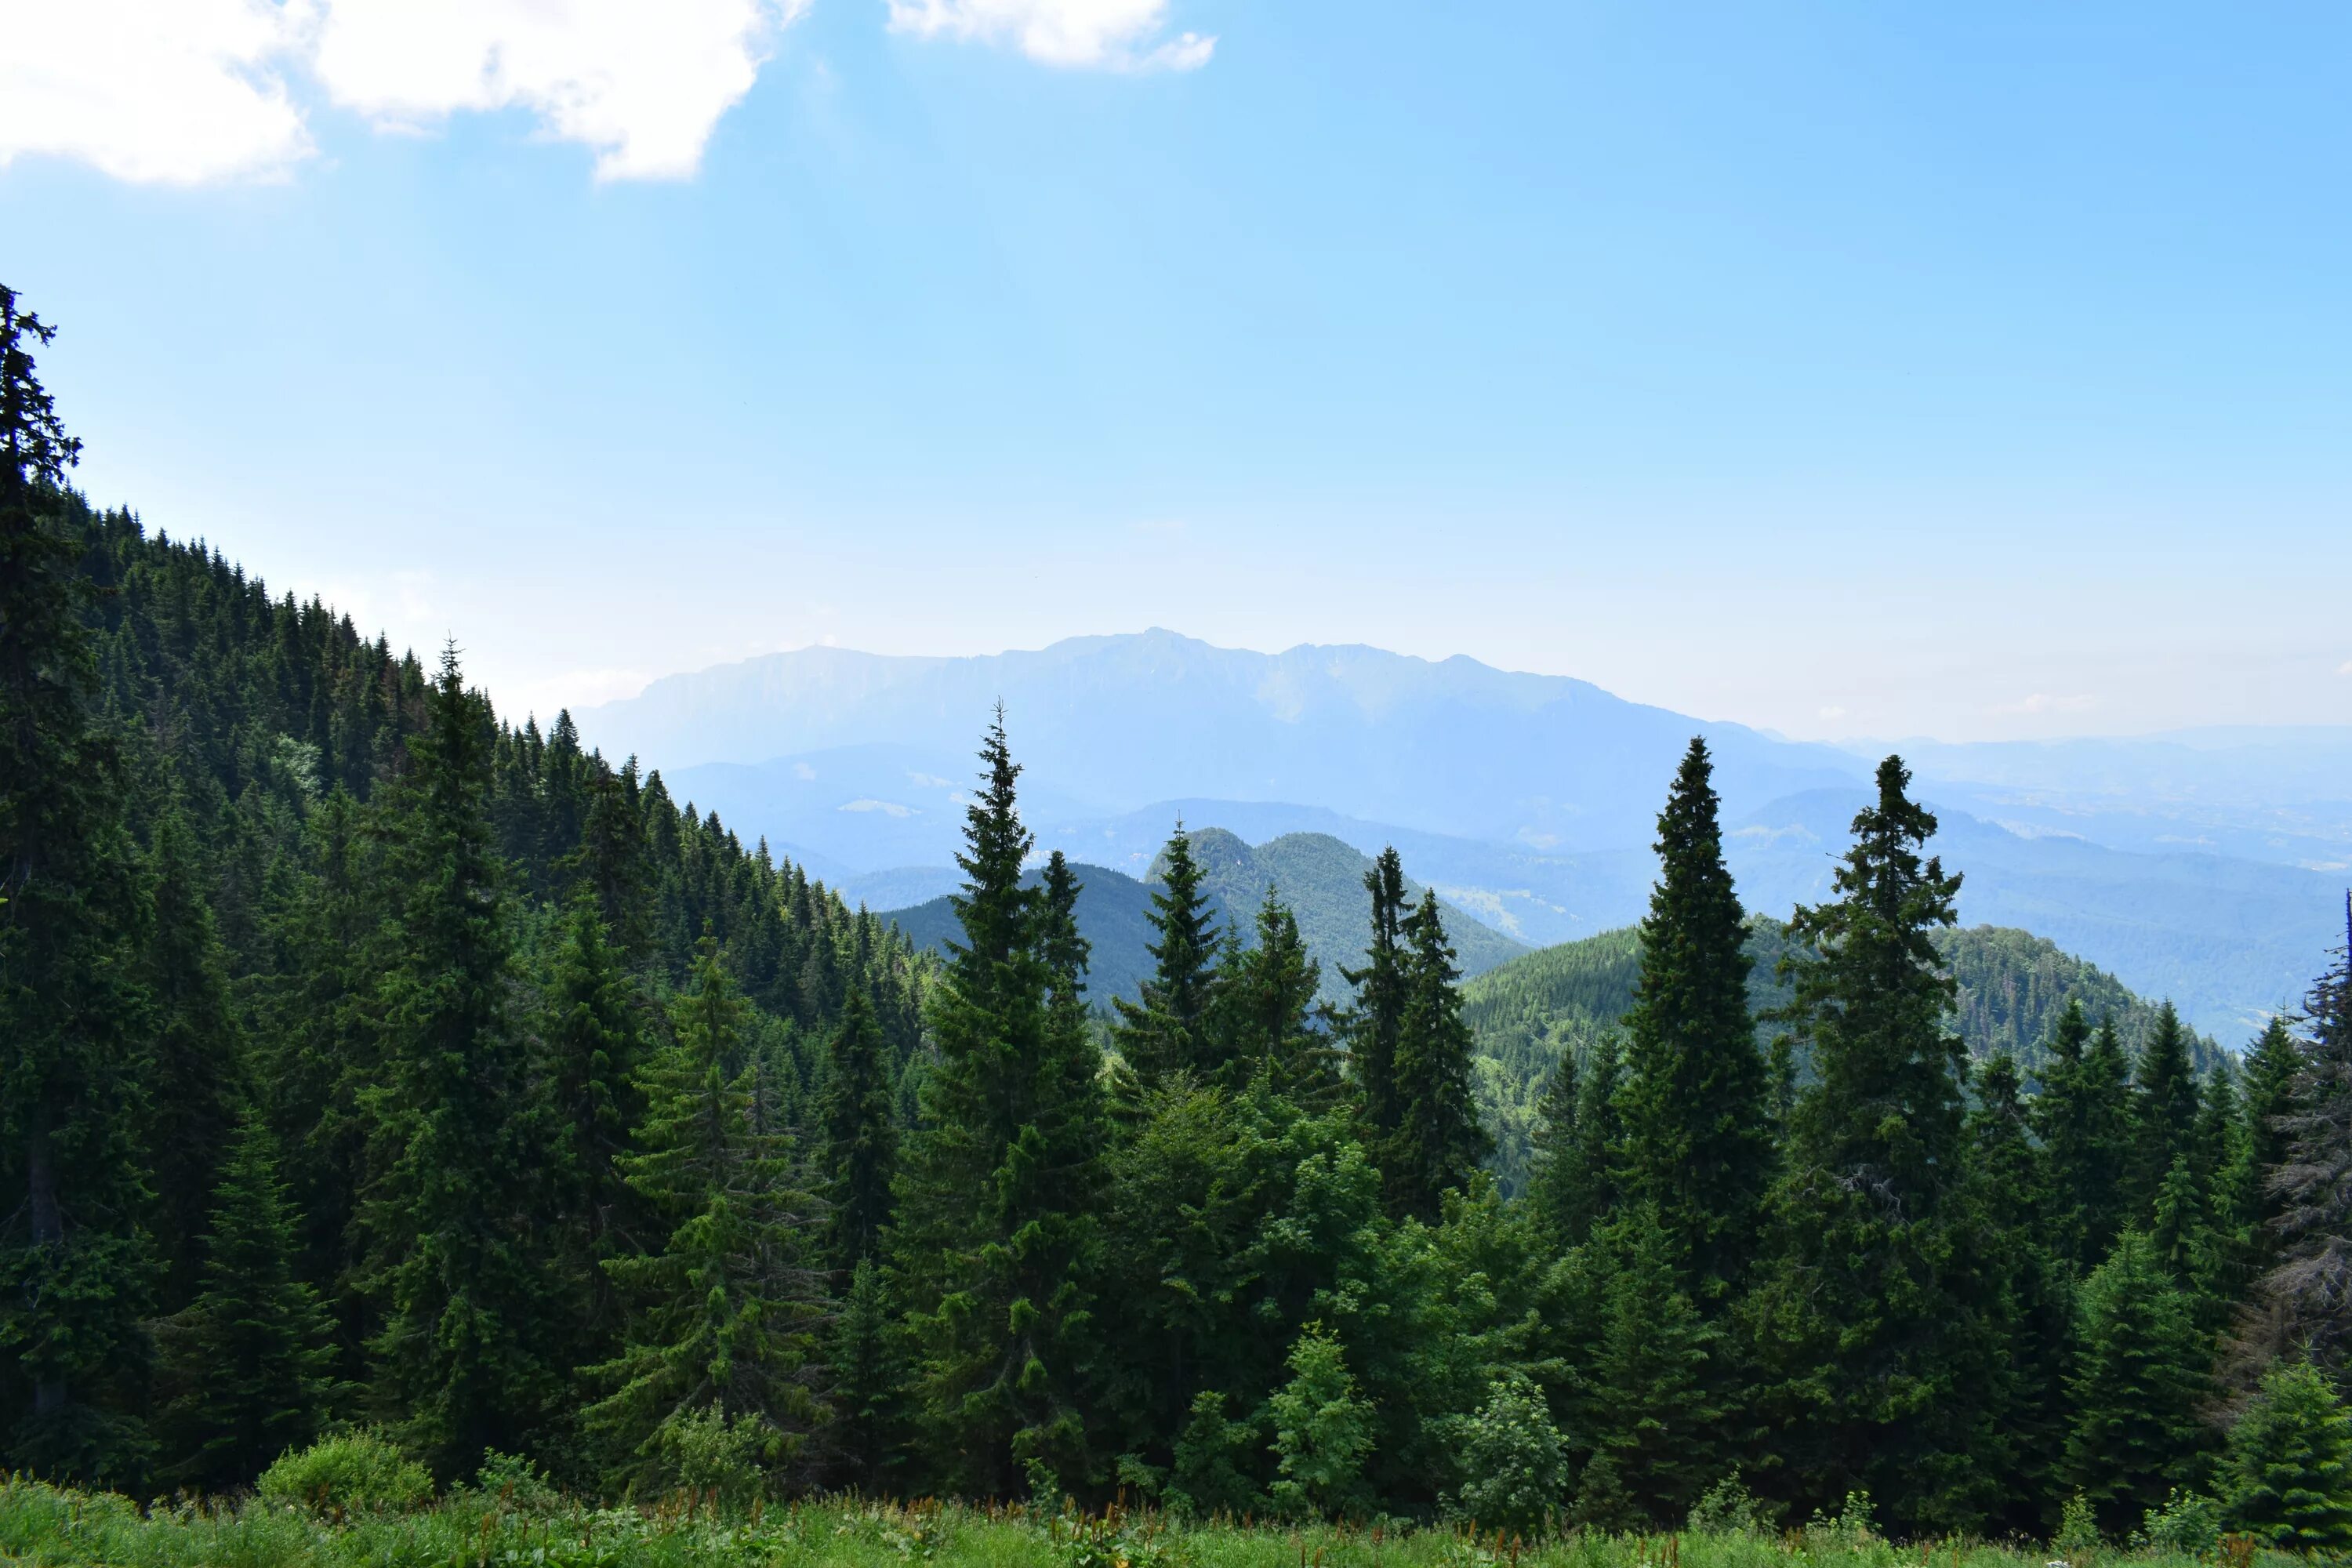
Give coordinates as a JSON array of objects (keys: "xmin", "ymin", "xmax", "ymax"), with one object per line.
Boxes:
[{"xmin": 0, "ymin": 1477, "xmax": 2298, "ymax": 1568}]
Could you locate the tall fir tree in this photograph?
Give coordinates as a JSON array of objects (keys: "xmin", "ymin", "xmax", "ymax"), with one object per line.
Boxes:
[
  {"xmin": 2238, "ymin": 1015, "xmax": 2304, "ymax": 1281},
  {"xmin": 1341, "ymin": 848, "xmax": 1411, "ymax": 1142},
  {"xmin": 1113, "ymin": 823, "xmax": 1222, "ymax": 1087},
  {"xmin": 138, "ymin": 802, "xmax": 246, "ymax": 1308},
  {"xmin": 1748, "ymin": 756, "xmax": 2002, "ymax": 1533},
  {"xmin": 1613, "ymin": 737, "xmax": 1770, "ymax": 1298},
  {"xmin": 0, "ymin": 285, "xmax": 158, "ymax": 1484},
  {"xmin": 2130, "ymin": 1000, "xmax": 2202, "ymax": 1226},
  {"xmin": 1379, "ymin": 891, "xmax": 1491, "ymax": 1221},
  {"xmin": 2261, "ymin": 897, "xmax": 2352, "ymax": 1373},
  {"xmin": 1526, "ymin": 1036, "xmax": 1622, "ymax": 1250},
  {"xmin": 2032, "ymin": 1002, "xmax": 2136, "ymax": 1270},
  {"xmin": 888, "ymin": 714, "xmax": 1105, "ymax": 1497},
  {"xmin": 817, "ymin": 985, "xmax": 898, "ymax": 1272},
  {"xmin": 2064, "ymin": 1229, "xmax": 2216, "ymax": 1534},
  {"xmin": 1213, "ymin": 887, "xmax": 1340, "ymax": 1102},
  {"xmin": 359, "ymin": 644, "xmax": 554, "ymax": 1476},
  {"xmin": 155, "ymin": 1110, "xmax": 343, "ymax": 1490},
  {"xmin": 587, "ymin": 940, "xmax": 829, "ymax": 1492}
]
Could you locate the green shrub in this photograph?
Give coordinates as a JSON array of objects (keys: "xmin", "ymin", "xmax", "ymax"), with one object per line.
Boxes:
[
  {"xmin": 1688, "ymin": 1470, "xmax": 1770, "ymax": 1537},
  {"xmin": 2133, "ymin": 1488, "xmax": 2223, "ymax": 1557},
  {"xmin": 1450, "ymin": 1370, "xmax": 1566, "ymax": 1539},
  {"xmin": 2223, "ymin": 1362, "xmax": 2352, "ymax": 1554},
  {"xmin": 2054, "ymin": 1490, "xmax": 2104, "ymax": 1560},
  {"xmin": 470, "ymin": 1447, "xmax": 562, "ymax": 1512},
  {"xmin": 255, "ymin": 1429, "xmax": 432, "ymax": 1518}
]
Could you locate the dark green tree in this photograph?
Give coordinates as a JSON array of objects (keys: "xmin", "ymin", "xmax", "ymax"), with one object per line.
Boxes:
[
  {"xmin": 888, "ymin": 713, "xmax": 1105, "ymax": 1497},
  {"xmin": 1526, "ymin": 1036, "xmax": 1621, "ymax": 1250},
  {"xmin": 359, "ymin": 644, "xmax": 554, "ymax": 1476},
  {"xmin": 1574, "ymin": 1200, "xmax": 1719, "ymax": 1527},
  {"xmin": 818, "ymin": 985, "xmax": 898, "ymax": 1272},
  {"xmin": 2064, "ymin": 1229, "xmax": 2214, "ymax": 1534},
  {"xmin": 1340, "ymin": 848, "xmax": 1411, "ymax": 1142},
  {"xmin": 138, "ymin": 803, "xmax": 246, "ymax": 1308},
  {"xmin": 1613, "ymin": 738, "xmax": 1769, "ymax": 1297},
  {"xmin": 2034, "ymin": 1001, "xmax": 2137, "ymax": 1269},
  {"xmin": 1748, "ymin": 757, "xmax": 2001, "ymax": 1533},
  {"xmin": 1213, "ymin": 887, "xmax": 1338, "ymax": 1102},
  {"xmin": 828, "ymin": 1256, "xmax": 901, "ymax": 1492},
  {"xmin": 2131, "ymin": 1001, "xmax": 2202, "ymax": 1225},
  {"xmin": 1380, "ymin": 891, "xmax": 1491, "ymax": 1221},
  {"xmin": 0, "ymin": 285, "xmax": 158, "ymax": 1485},
  {"xmin": 2223, "ymin": 1361, "xmax": 2352, "ymax": 1554},
  {"xmin": 586, "ymin": 940, "xmax": 828, "ymax": 1493},
  {"xmin": 1114, "ymin": 822, "xmax": 1222, "ymax": 1087},
  {"xmin": 156, "ymin": 1111, "xmax": 343, "ymax": 1490}
]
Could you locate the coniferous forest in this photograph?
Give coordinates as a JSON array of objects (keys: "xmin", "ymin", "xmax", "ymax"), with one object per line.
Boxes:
[{"xmin": 9, "ymin": 284, "xmax": 2352, "ymax": 1562}]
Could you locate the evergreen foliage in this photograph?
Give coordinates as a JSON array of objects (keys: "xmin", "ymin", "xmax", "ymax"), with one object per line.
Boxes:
[
  {"xmin": 817, "ymin": 986, "xmax": 897, "ymax": 1272},
  {"xmin": 2064, "ymin": 1231, "xmax": 2214, "ymax": 1534},
  {"xmin": 2223, "ymin": 1361, "xmax": 2352, "ymax": 1553},
  {"xmin": 1381, "ymin": 891, "xmax": 1492, "ymax": 1221},
  {"xmin": 1114, "ymin": 823, "xmax": 1222, "ymax": 1086}
]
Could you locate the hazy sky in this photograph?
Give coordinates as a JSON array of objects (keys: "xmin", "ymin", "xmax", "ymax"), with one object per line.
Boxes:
[{"xmin": 5, "ymin": 0, "xmax": 2350, "ymax": 742}]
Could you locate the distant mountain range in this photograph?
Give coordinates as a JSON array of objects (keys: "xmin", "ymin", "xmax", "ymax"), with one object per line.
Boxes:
[{"xmin": 578, "ymin": 630, "xmax": 2352, "ymax": 1044}]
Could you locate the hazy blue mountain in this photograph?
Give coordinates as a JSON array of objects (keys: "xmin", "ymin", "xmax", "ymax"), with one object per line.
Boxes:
[
  {"xmin": 879, "ymin": 829, "xmax": 1526, "ymax": 1008},
  {"xmin": 587, "ymin": 630, "xmax": 1868, "ymax": 853}
]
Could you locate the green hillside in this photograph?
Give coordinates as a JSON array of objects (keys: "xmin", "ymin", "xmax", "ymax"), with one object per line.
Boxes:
[{"xmin": 1466, "ymin": 916, "xmax": 2227, "ymax": 1191}]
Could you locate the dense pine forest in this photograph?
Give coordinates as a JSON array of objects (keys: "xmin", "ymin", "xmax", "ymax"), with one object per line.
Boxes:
[{"xmin": 9, "ymin": 285, "xmax": 2352, "ymax": 1556}]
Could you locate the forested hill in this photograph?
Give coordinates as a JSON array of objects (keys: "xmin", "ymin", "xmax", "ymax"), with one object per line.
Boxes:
[
  {"xmin": 880, "ymin": 825, "xmax": 1525, "ymax": 1006},
  {"xmin": 1466, "ymin": 916, "xmax": 2227, "ymax": 1190}
]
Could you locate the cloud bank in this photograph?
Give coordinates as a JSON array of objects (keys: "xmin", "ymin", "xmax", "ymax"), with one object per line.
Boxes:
[{"xmin": 1, "ymin": 0, "xmax": 1207, "ymax": 186}]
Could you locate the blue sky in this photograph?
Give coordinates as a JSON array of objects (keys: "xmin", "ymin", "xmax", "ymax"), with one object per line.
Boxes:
[{"xmin": 5, "ymin": 0, "xmax": 2350, "ymax": 742}]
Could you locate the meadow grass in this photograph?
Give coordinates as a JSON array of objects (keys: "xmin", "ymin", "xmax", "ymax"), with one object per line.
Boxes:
[{"xmin": 0, "ymin": 1478, "xmax": 2290, "ymax": 1568}]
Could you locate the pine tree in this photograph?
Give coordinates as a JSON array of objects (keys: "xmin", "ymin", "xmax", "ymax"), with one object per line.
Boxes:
[
  {"xmin": 2064, "ymin": 1230, "xmax": 2215, "ymax": 1534},
  {"xmin": 539, "ymin": 893, "xmax": 650, "ymax": 1363},
  {"xmin": 1380, "ymin": 891, "xmax": 1491, "ymax": 1221},
  {"xmin": 0, "ymin": 285, "xmax": 158, "ymax": 1485},
  {"xmin": 1214, "ymin": 886, "xmax": 1339, "ymax": 1102},
  {"xmin": 1576, "ymin": 1201, "xmax": 1719, "ymax": 1527},
  {"xmin": 1114, "ymin": 822, "xmax": 1222, "ymax": 1087},
  {"xmin": 829, "ymin": 1256, "xmax": 900, "ymax": 1491},
  {"xmin": 1614, "ymin": 738, "xmax": 1770, "ymax": 1297},
  {"xmin": 1341, "ymin": 848, "xmax": 1412, "ymax": 1142},
  {"xmin": 2223, "ymin": 1361, "xmax": 2352, "ymax": 1554},
  {"xmin": 156, "ymin": 1111, "xmax": 343, "ymax": 1490},
  {"xmin": 359, "ymin": 644, "xmax": 554, "ymax": 1476},
  {"xmin": 888, "ymin": 713, "xmax": 1105, "ymax": 1497},
  {"xmin": 2034, "ymin": 1001, "xmax": 2136, "ymax": 1269},
  {"xmin": 2131, "ymin": 1001, "xmax": 2202, "ymax": 1226},
  {"xmin": 818, "ymin": 985, "xmax": 898, "ymax": 1272},
  {"xmin": 2263, "ymin": 899, "xmax": 2352, "ymax": 1373},
  {"xmin": 586, "ymin": 939, "xmax": 828, "ymax": 1493},
  {"xmin": 1749, "ymin": 757, "xmax": 2001, "ymax": 1533},
  {"xmin": 2238, "ymin": 1016, "xmax": 2303, "ymax": 1280},
  {"xmin": 1526, "ymin": 1036, "xmax": 1621, "ymax": 1250},
  {"xmin": 139, "ymin": 803, "xmax": 247, "ymax": 1308}
]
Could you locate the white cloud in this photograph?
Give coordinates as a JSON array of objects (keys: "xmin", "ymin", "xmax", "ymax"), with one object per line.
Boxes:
[
  {"xmin": 1817, "ymin": 704, "xmax": 1847, "ymax": 720},
  {"xmin": 0, "ymin": 0, "xmax": 798, "ymax": 184},
  {"xmin": 792, "ymin": 760, "xmax": 817, "ymax": 779},
  {"xmin": 2338, "ymin": 659, "xmax": 2352, "ymax": 677},
  {"xmin": 310, "ymin": 0, "xmax": 796, "ymax": 180},
  {"xmin": 884, "ymin": 0, "xmax": 1214, "ymax": 70},
  {"xmin": 0, "ymin": 0, "xmax": 310, "ymax": 183}
]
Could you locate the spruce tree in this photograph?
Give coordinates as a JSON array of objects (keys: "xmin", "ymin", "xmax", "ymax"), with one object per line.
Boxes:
[
  {"xmin": 1749, "ymin": 757, "xmax": 2000, "ymax": 1532},
  {"xmin": 1613, "ymin": 737, "xmax": 1769, "ymax": 1297},
  {"xmin": 1114, "ymin": 822, "xmax": 1222, "ymax": 1087},
  {"xmin": 2223, "ymin": 1361, "xmax": 2352, "ymax": 1554},
  {"xmin": 829, "ymin": 1256, "xmax": 901, "ymax": 1492},
  {"xmin": 2033, "ymin": 1001, "xmax": 2135, "ymax": 1270},
  {"xmin": 1526, "ymin": 1036, "xmax": 1621, "ymax": 1250},
  {"xmin": 359, "ymin": 644, "xmax": 554, "ymax": 1476},
  {"xmin": 2131, "ymin": 1001, "xmax": 2202, "ymax": 1225},
  {"xmin": 139, "ymin": 803, "xmax": 246, "ymax": 1308},
  {"xmin": 1341, "ymin": 848, "xmax": 1411, "ymax": 1141},
  {"xmin": 1214, "ymin": 886, "xmax": 1338, "ymax": 1102},
  {"xmin": 818, "ymin": 985, "xmax": 898, "ymax": 1272},
  {"xmin": 2064, "ymin": 1230, "xmax": 2215, "ymax": 1534},
  {"xmin": 1575, "ymin": 1200, "xmax": 1719, "ymax": 1527},
  {"xmin": 888, "ymin": 713, "xmax": 1105, "ymax": 1497},
  {"xmin": 587, "ymin": 940, "xmax": 828, "ymax": 1493},
  {"xmin": 2238, "ymin": 1016, "xmax": 2303, "ymax": 1279},
  {"xmin": 157, "ymin": 1111, "xmax": 343, "ymax": 1491},
  {"xmin": 539, "ymin": 894, "xmax": 650, "ymax": 1362},
  {"xmin": 0, "ymin": 285, "xmax": 158, "ymax": 1484},
  {"xmin": 1380, "ymin": 891, "xmax": 1491, "ymax": 1221},
  {"xmin": 2262, "ymin": 898, "xmax": 2352, "ymax": 1371}
]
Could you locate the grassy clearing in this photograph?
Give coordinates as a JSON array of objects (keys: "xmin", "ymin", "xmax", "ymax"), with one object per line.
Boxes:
[{"xmin": 0, "ymin": 1479, "xmax": 2298, "ymax": 1568}]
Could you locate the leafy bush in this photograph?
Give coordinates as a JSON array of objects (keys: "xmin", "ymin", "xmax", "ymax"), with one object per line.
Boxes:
[
  {"xmin": 652, "ymin": 1403, "xmax": 771, "ymax": 1508},
  {"xmin": 256, "ymin": 1429, "xmax": 432, "ymax": 1518},
  {"xmin": 1269, "ymin": 1323, "xmax": 1374, "ymax": 1522},
  {"xmin": 2054, "ymin": 1490, "xmax": 2104, "ymax": 1560},
  {"xmin": 471, "ymin": 1447, "xmax": 563, "ymax": 1512},
  {"xmin": 1450, "ymin": 1371, "xmax": 1566, "ymax": 1539},
  {"xmin": 1688, "ymin": 1470, "xmax": 1770, "ymax": 1537},
  {"xmin": 2133, "ymin": 1489, "xmax": 2222, "ymax": 1557}
]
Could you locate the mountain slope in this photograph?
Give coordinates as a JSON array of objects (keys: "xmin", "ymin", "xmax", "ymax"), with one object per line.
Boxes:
[{"xmin": 880, "ymin": 829, "xmax": 1526, "ymax": 1008}]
